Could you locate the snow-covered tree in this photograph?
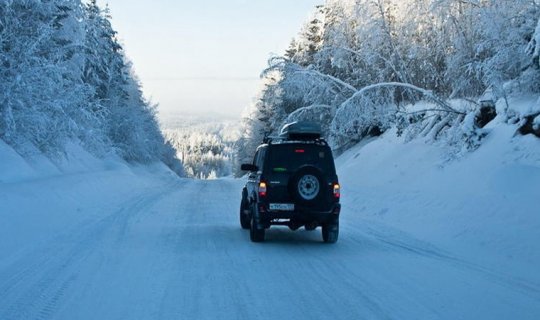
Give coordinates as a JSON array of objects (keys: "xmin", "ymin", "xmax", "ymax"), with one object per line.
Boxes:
[
  {"xmin": 238, "ymin": 0, "xmax": 540, "ymax": 159},
  {"xmin": 287, "ymin": 5, "xmax": 326, "ymax": 67},
  {"xmin": 0, "ymin": 0, "xmax": 183, "ymax": 174},
  {"xmin": 0, "ymin": 0, "xmax": 95, "ymax": 155}
]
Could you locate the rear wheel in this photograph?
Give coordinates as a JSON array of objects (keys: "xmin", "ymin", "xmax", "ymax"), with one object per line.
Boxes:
[
  {"xmin": 239, "ymin": 198, "xmax": 250, "ymax": 229},
  {"xmin": 249, "ymin": 205, "xmax": 265, "ymax": 242},
  {"xmin": 322, "ymin": 221, "xmax": 339, "ymax": 243}
]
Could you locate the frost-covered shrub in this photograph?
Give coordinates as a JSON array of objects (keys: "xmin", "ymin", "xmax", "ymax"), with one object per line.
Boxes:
[
  {"xmin": 398, "ymin": 100, "xmax": 490, "ymax": 159},
  {"xmin": 329, "ymin": 87, "xmax": 396, "ymax": 152}
]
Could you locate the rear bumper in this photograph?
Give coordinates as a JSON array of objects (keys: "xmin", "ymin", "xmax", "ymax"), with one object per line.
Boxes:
[{"xmin": 258, "ymin": 202, "xmax": 340, "ymax": 223}]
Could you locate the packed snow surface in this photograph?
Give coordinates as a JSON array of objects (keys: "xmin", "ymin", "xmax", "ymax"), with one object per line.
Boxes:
[{"xmin": 1, "ymin": 124, "xmax": 539, "ymax": 319}]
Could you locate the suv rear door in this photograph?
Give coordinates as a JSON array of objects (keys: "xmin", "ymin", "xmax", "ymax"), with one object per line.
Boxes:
[{"xmin": 263, "ymin": 143, "xmax": 337, "ymax": 210}]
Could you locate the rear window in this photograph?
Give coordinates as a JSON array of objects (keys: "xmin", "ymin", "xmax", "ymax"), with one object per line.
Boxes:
[{"xmin": 264, "ymin": 144, "xmax": 336, "ymax": 174}]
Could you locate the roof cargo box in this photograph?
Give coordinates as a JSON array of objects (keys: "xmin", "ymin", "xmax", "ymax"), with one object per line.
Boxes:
[{"xmin": 279, "ymin": 121, "xmax": 321, "ymax": 140}]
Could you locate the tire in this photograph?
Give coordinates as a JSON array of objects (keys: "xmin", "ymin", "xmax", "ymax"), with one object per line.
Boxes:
[
  {"xmin": 322, "ymin": 221, "xmax": 339, "ymax": 243},
  {"xmin": 249, "ymin": 205, "xmax": 265, "ymax": 242},
  {"xmin": 239, "ymin": 197, "xmax": 250, "ymax": 229},
  {"xmin": 289, "ymin": 166, "xmax": 326, "ymax": 205}
]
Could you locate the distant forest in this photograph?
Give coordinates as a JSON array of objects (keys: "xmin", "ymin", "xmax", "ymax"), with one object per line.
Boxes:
[
  {"xmin": 0, "ymin": 0, "xmax": 182, "ymax": 174},
  {"xmin": 236, "ymin": 0, "xmax": 540, "ymax": 175},
  {"xmin": 164, "ymin": 119, "xmax": 239, "ymax": 179}
]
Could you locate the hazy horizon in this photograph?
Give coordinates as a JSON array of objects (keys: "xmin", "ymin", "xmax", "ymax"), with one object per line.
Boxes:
[{"xmin": 96, "ymin": 0, "xmax": 322, "ymax": 120}]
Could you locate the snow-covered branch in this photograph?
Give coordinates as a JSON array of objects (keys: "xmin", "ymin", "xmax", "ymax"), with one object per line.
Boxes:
[
  {"xmin": 342, "ymin": 82, "xmax": 465, "ymax": 115},
  {"xmin": 294, "ymin": 67, "xmax": 357, "ymax": 93}
]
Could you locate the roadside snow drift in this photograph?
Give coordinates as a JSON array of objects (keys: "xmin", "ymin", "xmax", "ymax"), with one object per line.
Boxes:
[{"xmin": 337, "ymin": 123, "xmax": 540, "ymax": 284}]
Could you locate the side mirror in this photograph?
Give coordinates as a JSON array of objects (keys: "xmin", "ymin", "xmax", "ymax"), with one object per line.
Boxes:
[{"xmin": 241, "ymin": 164, "xmax": 258, "ymax": 172}]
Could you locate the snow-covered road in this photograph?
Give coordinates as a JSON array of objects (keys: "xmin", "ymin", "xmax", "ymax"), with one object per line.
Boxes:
[{"xmin": 1, "ymin": 172, "xmax": 539, "ymax": 320}]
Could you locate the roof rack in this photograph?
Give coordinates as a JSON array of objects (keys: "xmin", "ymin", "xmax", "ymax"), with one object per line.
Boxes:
[
  {"xmin": 262, "ymin": 121, "xmax": 328, "ymax": 146},
  {"xmin": 280, "ymin": 121, "xmax": 321, "ymax": 140}
]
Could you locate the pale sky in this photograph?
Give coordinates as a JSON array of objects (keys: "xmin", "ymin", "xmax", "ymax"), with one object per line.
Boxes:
[{"xmin": 96, "ymin": 0, "xmax": 322, "ymax": 119}]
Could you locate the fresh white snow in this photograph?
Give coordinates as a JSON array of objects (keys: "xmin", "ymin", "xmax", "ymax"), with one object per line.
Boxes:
[
  {"xmin": 1, "ymin": 122, "xmax": 539, "ymax": 319},
  {"xmin": 338, "ymin": 123, "xmax": 540, "ymax": 281}
]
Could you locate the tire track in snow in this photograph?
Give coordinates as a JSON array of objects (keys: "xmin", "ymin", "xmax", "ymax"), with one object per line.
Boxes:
[
  {"xmin": 0, "ymin": 180, "xmax": 181, "ymax": 320},
  {"xmin": 345, "ymin": 222, "xmax": 540, "ymax": 301},
  {"xmin": 157, "ymin": 179, "xmax": 254, "ymax": 320}
]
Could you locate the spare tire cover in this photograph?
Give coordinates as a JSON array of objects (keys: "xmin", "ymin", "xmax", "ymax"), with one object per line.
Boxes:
[{"xmin": 289, "ymin": 166, "xmax": 326, "ymax": 205}]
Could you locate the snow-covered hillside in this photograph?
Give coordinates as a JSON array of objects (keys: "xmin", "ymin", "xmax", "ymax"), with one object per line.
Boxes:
[
  {"xmin": 1, "ymin": 119, "xmax": 539, "ymax": 319},
  {"xmin": 338, "ymin": 122, "xmax": 540, "ymax": 284}
]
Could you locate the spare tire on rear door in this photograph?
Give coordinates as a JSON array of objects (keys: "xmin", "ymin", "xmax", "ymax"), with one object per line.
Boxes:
[{"xmin": 289, "ymin": 165, "xmax": 326, "ymax": 205}]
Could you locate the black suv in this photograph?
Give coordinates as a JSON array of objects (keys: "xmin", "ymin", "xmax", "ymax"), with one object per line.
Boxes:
[{"xmin": 240, "ymin": 122, "xmax": 341, "ymax": 243}]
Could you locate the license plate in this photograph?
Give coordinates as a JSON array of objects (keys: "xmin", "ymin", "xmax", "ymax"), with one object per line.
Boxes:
[{"xmin": 269, "ymin": 203, "xmax": 295, "ymax": 211}]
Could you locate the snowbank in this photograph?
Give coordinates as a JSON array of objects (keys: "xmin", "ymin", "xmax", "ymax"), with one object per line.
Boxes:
[
  {"xmin": 0, "ymin": 140, "xmax": 38, "ymax": 182},
  {"xmin": 0, "ymin": 139, "xmax": 125, "ymax": 183},
  {"xmin": 0, "ymin": 139, "xmax": 180, "ymax": 260},
  {"xmin": 337, "ymin": 123, "xmax": 540, "ymax": 282}
]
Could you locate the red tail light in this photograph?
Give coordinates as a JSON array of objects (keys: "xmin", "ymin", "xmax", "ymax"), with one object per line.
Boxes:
[
  {"xmin": 333, "ymin": 183, "xmax": 340, "ymax": 199},
  {"xmin": 259, "ymin": 182, "xmax": 267, "ymax": 197}
]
